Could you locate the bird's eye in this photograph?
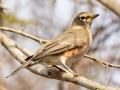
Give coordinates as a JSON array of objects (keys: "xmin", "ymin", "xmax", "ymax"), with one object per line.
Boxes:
[{"xmin": 80, "ymin": 16, "xmax": 85, "ymax": 20}]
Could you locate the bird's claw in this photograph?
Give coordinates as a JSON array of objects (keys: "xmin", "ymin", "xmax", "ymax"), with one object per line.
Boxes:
[
  {"xmin": 73, "ymin": 73, "xmax": 83, "ymax": 77},
  {"xmin": 73, "ymin": 73, "xmax": 83, "ymax": 82}
]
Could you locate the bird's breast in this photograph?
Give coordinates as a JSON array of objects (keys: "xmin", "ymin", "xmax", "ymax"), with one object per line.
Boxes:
[
  {"xmin": 59, "ymin": 31, "xmax": 92, "ymax": 63},
  {"xmin": 38, "ymin": 30, "xmax": 92, "ymax": 65},
  {"xmin": 60, "ymin": 44, "xmax": 90, "ymax": 64},
  {"xmin": 86, "ymin": 29, "xmax": 92, "ymax": 45},
  {"xmin": 39, "ymin": 44, "xmax": 89, "ymax": 65}
]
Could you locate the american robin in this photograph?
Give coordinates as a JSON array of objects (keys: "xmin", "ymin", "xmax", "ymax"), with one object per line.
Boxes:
[{"xmin": 7, "ymin": 12, "xmax": 99, "ymax": 78}]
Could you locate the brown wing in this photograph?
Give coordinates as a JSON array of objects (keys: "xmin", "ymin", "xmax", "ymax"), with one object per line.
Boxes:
[
  {"xmin": 6, "ymin": 28, "xmax": 88, "ymax": 78},
  {"xmin": 32, "ymin": 29, "xmax": 87, "ymax": 60}
]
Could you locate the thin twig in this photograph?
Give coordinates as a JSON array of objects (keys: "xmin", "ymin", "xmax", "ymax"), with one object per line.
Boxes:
[
  {"xmin": 105, "ymin": 62, "xmax": 108, "ymax": 86},
  {"xmin": 84, "ymin": 55, "xmax": 120, "ymax": 68},
  {"xmin": 0, "ymin": 32, "xmax": 119, "ymax": 90},
  {"xmin": 22, "ymin": 26, "xmax": 26, "ymax": 31},
  {"xmin": 1, "ymin": 26, "xmax": 120, "ymax": 69},
  {"xmin": 0, "ymin": 26, "xmax": 49, "ymax": 44}
]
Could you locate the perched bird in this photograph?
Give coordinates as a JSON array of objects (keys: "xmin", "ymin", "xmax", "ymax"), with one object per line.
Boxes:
[{"xmin": 7, "ymin": 12, "xmax": 99, "ymax": 78}]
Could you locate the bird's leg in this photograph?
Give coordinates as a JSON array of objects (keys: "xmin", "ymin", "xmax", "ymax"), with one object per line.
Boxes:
[
  {"xmin": 60, "ymin": 58, "xmax": 75, "ymax": 74},
  {"xmin": 60, "ymin": 58, "xmax": 84, "ymax": 82}
]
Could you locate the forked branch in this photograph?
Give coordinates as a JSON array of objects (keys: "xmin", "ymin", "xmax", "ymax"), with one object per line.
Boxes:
[{"xmin": 0, "ymin": 28, "xmax": 120, "ymax": 89}]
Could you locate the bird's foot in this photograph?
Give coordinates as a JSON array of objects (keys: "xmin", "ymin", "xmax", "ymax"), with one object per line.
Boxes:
[
  {"xmin": 72, "ymin": 73, "xmax": 83, "ymax": 82},
  {"xmin": 73, "ymin": 73, "xmax": 83, "ymax": 77}
]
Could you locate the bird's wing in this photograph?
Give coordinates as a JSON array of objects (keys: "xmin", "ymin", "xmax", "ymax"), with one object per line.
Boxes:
[
  {"xmin": 32, "ymin": 29, "xmax": 87, "ymax": 60},
  {"xmin": 6, "ymin": 28, "xmax": 88, "ymax": 78}
]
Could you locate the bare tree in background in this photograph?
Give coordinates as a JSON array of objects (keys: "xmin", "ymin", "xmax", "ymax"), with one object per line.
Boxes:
[{"xmin": 0, "ymin": 0, "xmax": 120, "ymax": 90}]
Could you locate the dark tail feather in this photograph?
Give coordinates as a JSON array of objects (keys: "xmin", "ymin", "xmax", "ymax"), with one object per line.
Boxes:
[{"xmin": 6, "ymin": 60, "xmax": 33, "ymax": 78}]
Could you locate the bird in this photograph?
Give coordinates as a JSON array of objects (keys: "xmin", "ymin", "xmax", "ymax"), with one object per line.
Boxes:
[{"xmin": 7, "ymin": 12, "xmax": 99, "ymax": 78}]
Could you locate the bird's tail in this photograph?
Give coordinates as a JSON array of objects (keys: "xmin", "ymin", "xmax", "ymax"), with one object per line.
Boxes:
[{"xmin": 6, "ymin": 60, "xmax": 33, "ymax": 78}]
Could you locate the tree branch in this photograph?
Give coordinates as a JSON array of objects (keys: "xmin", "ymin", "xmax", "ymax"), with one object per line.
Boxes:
[
  {"xmin": 84, "ymin": 55, "xmax": 120, "ymax": 68},
  {"xmin": 98, "ymin": 0, "xmax": 120, "ymax": 17},
  {"xmin": 0, "ymin": 32, "xmax": 119, "ymax": 90},
  {"xmin": 1, "ymin": 26, "xmax": 120, "ymax": 69},
  {"xmin": 0, "ymin": 26, "xmax": 49, "ymax": 44}
]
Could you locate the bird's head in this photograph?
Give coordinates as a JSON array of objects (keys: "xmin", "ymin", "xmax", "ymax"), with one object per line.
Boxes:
[{"xmin": 72, "ymin": 12, "xmax": 99, "ymax": 29}]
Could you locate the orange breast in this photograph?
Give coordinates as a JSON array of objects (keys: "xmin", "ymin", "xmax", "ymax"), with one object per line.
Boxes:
[
  {"xmin": 59, "ymin": 48, "xmax": 78, "ymax": 59},
  {"xmin": 59, "ymin": 36, "xmax": 90, "ymax": 60},
  {"xmin": 59, "ymin": 45, "xmax": 89, "ymax": 60}
]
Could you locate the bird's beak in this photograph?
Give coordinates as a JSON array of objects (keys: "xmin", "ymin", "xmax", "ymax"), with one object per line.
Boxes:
[{"xmin": 91, "ymin": 14, "xmax": 99, "ymax": 19}]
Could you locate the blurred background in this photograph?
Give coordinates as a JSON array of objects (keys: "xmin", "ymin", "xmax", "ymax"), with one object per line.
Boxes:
[{"xmin": 0, "ymin": 0, "xmax": 120, "ymax": 90}]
